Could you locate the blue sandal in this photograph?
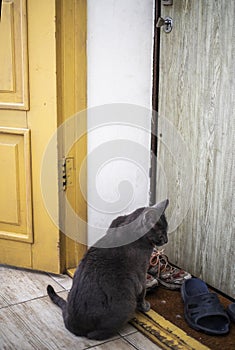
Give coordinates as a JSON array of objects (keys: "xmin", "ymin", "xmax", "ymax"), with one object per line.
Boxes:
[
  {"xmin": 181, "ymin": 278, "xmax": 230, "ymax": 335},
  {"xmin": 227, "ymin": 303, "xmax": 235, "ymax": 323}
]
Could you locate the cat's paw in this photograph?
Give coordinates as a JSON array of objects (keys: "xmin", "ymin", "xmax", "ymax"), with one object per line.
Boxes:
[{"xmin": 137, "ymin": 300, "xmax": 151, "ymax": 313}]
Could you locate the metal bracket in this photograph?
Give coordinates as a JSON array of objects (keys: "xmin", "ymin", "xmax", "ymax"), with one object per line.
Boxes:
[{"xmin": 156, "ymin": 16, "xmax": 173, "ymax": 33}]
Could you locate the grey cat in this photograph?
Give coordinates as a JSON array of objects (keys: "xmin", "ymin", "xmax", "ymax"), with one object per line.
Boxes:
[{"xmin": 47, "ymin": 199, "xmax": 169, "ymax": 340}]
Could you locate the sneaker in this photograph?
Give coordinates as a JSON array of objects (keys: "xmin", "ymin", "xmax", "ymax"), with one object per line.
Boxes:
[
  {"xmin": 148, "ymin": 248, "xmax": 191, "ymax": 290},
  {"xmin": 146, "ymin": 273, "xmax": 159, "ymax": 292}
]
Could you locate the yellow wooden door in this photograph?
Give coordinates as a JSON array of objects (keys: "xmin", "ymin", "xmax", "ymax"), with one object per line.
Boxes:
[
  {"xmin": 0, "ymin": 0, "xmax": 58, "ymax": 273},
  {"xmin": 0, "ymin": 0, "xmax": 87, "ymax": 274}
]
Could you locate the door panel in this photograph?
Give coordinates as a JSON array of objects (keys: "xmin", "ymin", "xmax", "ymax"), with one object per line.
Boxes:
[
  {"xmin": 0, "ymin": 128, "xmax": 33, "ymax": 242},
  {"xmin": 157, "ymin": 0, "xmax": 235, "ymax": 297},
  {"xmin": 0, "ymin": 0, "xmax": 29, "ymax": 109},
  {"xmin": 0, "ymin": 1, "xmax": 14, "ymax": 92}
]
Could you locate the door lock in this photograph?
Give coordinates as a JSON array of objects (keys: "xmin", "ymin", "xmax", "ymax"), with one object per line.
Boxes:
[{"xmin": 156, "ymin": 16, "xmax": 173, "ymax": 33}]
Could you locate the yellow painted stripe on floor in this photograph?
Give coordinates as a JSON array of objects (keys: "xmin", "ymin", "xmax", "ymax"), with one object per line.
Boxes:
[
  {"xmin": 131, "ymin": 313, "xmax": 177, "ymax": 350},
  {"xmin": 131, "ymin": 310, "xmax": 210, "ymax": 350},
  {"xmin": 147, "ymin": 309, "xmax": 210, "ymax": 350}
]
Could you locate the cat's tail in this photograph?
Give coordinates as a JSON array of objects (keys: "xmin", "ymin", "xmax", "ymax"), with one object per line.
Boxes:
[{"xmin": 47, "ymin": 285, "xmax": 67, "ymax": 310}]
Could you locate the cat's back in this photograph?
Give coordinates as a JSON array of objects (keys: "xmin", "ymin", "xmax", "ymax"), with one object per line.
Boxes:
[
  {"xmin": 79, "ymin": 245, "xmax": 132, "ymax": 276},
  {"xmin": 72, "ymin": 244, "xmax": 139, "ymax": 293}
]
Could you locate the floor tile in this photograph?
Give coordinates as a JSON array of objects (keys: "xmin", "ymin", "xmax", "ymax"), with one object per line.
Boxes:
[
  {"xmin": 0, "ymin": 266, "xmax": 64, "ymax": 307},
  {"xmin": 118, "ymin": 323, "xmax": 137, "ymax": 336},
  {"xmin": 125, "ymin": 331, "xmax": 163, "ymax": 350},
  {"xmin": 88, "ymin": 338, "xmax": 137, "ymax": 350},
  {"xmin": 0, "ymin": 267, "xmax": 165, "ymax": 350},
  {"xmin": 48, "ymin": 273, "xmax": 73, "ymax": 290},
  {"xmin": 0, "ymin": 295, "xmax": 8, "ymax": 308},
  {"xmin": 0, "ymin": 292, "xmax": 113, "ymax": 350}
]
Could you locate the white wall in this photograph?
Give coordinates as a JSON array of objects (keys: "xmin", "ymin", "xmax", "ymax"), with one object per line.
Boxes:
[{"xmin": 87, "ymin": 0, "xmax": 155, "ymax": 245}]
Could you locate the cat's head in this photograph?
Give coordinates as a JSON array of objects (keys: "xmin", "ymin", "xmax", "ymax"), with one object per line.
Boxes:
[
  {"xmin": 97, "ymin": 199, "xmax": 169, "ymax": 248},
  {"xmin": 142, "ymin": 199, "xmax": 169, "ymax": 246}
]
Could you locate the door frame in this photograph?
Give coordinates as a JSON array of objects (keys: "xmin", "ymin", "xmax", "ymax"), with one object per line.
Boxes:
[
  {"xmin": 56, "ymin": 0, "xmax": 87, "ymax": 274},
  {"xmin": 150, "ymin": 0, "xmax": 161, "ymax": 206}
]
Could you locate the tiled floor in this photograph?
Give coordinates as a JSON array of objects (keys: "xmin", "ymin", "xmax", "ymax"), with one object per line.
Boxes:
[{"xmin": 0, "ymin": 266, "xmax": 163, "ymax": 350}]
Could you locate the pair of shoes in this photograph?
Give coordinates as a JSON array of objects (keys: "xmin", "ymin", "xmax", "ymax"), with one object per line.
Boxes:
[
  {"xmin": 146, "ymin": 273, "xmax": 159, "ymax": 292},
  {"xmin": 181, "ymin": 278, "xmax": 230, "ymax": 335},
  {"xmin": 148, "ymin": 248, "xmax": 191, "ymax": 290}
]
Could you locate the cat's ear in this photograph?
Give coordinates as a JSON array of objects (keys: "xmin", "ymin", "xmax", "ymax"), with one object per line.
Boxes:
[
  {"xmin": 152, "ymin": 199, "xmax": 169, "ymax": 212},
  {"xmin": 142, "ymin": 199, "xmax": 169, "ymax": 230}
]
